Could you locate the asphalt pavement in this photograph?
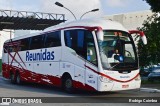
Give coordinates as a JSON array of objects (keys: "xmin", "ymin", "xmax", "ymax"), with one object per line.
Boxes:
[{"xmin": 0, "ymin": 74, "xmax": 160, "ymax": 106}]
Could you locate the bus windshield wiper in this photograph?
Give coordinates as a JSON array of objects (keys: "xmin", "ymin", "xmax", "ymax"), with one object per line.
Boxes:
[{"xmin": 108, "ymin": 62, "xmax": 121, "ymax": 71}]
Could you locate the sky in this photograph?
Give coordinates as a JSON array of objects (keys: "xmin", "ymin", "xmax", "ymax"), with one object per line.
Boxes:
[{"xmin": 0, "ymin": 0, "xmax": 151, "ymax": 21}]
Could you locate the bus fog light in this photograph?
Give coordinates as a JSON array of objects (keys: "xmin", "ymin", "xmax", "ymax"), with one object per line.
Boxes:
[
  {"xmin": 99, "ymin": 76, "xmax": 113, "ymax": 83},
  {"xmin": 135, "ymin": 75, "xmax": 141, "ymax": 81}
]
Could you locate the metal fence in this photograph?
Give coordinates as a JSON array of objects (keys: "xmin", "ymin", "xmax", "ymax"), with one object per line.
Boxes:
[{"xmin": 0, "ymin": 9, "xmax": 65, "ymax": 20}]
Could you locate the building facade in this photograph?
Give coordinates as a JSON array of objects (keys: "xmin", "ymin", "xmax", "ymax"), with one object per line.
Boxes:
[{"xmin": 104, "ymin": 10, "xmax": 153, "ymax": 30}]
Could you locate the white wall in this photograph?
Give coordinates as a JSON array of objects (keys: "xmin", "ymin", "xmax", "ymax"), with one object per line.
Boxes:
[
  {"xmin": 103, "ymin": 10, "xmax": 154, "ymax": 46},
  {"xmin": 14, "ymin": 30, "xmax": 31, "ymax": 38},
  {"xmin": 104, "ymin": 10, "xmax": 153, "ymax": 30},
  {"xmin": 0, "ymin": 30, "xmax": 14, "ymax": 58}
]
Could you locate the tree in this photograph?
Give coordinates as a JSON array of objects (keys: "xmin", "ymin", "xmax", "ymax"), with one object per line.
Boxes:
[
  {"xmin": 138, "ymin": 14, "xmax": 160, "ymax": 67},
  {"xmin": 144, "ymin": 0, "xmax": 160, "ymax": 12},
  {"xmin": 138, "ymin": 0, "xmax": 160, "ymax": 67}
]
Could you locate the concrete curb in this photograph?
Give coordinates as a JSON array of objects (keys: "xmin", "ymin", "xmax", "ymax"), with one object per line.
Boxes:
[{"xmin": 140, "ymin": 88, "xmax": 160, "ymax": 93}]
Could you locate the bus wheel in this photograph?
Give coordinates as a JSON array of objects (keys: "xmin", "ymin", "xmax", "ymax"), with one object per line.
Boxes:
[
  {"xmin": 64, "ymin": 77, "xmax": 74, "ymax": 93},
  {"xmin": 10, "ymin": 72, "xmax": 16, "ymax": 84},
  {"xmin": 16, "ymin": 72, "xmax": 22, "ymax": 85}
]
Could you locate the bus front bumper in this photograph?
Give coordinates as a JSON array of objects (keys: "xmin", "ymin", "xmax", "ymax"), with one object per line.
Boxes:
[{"xmin": 97, "ymin": 79, "xmax": 141, "ymax": 92}]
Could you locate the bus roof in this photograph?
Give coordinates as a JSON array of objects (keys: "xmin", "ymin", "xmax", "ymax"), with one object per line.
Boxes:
[
  {"xmin": 45, "ymin": 18, "xmax": 128, "ymax": 32},
  {"xmin": 5, "ymin": 18, "xmax": 128, "ymax": 43}
]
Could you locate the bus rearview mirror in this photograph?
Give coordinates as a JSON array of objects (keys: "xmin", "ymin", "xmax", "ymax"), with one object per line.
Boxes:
[
  {"xmin": 141, "ymin": 35, "xmax": 147, "ymax": 45},
  {"xmin": 129, "ymin": 30, "xmax": 147, "ymax": 45},
  {"xmin": 97, "ymin": 30, "xmax": 104, "ymax": 41}
]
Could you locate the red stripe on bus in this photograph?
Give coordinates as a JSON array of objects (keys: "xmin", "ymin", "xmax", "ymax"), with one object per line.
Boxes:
[
  {"xmin": 41, "ymin": 26, "xmax": 102, "ymax": 35},
  {"xmin": 84, "ymin": 65, "xmax": 139, "ymax": 83},
  {"xmin": 129, "ymin": 30, "xmax": 145, "ymax": 37},
  {"xmin": 2, "ymin": 63, "xmax": 97, "ymax": 91}
]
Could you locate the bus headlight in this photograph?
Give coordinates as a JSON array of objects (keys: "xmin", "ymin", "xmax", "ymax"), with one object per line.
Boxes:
[
  {"xmin": 99, "ymin": 76, "xmax": 113, "ymax": 83},
  {"xmin": 135, "ymin": 75, "xmax": 141, "ymax": 81}
]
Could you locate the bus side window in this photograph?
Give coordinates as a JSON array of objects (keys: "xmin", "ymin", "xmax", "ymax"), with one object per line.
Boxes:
[
  {"xmin": 64, "ymin": 29, "xmax": 86, "ymax": 58},
  {"xmin": 86, "ymin": 31, "xmax": 98, "ymax": 66},
  {"xmin": 3, "ymin": 45, "xmax": 8, "ymax": 53},
  {"xmin": 8, "ymin": 46, "xmax": 13, "ymax": 52},
  {"xmin": 44, "ymin": 31, "xmax": 61, "ymax": 48},
  {"xmin": 30, "ymin": 35, "xmax": 45, "ymax": 50},
  {"xmin": 21, "ymin": 38, "xmax": 30, "ymax": 51},
  {"xmin": 64, "ymin": 29, "xmax": 97, "ymax": 66}
]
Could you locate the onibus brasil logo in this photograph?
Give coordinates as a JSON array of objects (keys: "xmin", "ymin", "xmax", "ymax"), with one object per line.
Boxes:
[{"xmin": 0, "ymin": 98, "xmax": 42, "ymax": 105}]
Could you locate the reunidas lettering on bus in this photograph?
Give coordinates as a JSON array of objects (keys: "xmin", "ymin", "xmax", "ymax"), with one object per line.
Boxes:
[{"xmin": 26, "ymin": 49, "xmax": 54, "ymax": 61}]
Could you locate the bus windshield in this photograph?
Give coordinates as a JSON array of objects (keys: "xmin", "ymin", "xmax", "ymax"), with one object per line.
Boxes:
[{"xmin": 98, "ymin": 30, "xmax": 138, "ymax": 71}]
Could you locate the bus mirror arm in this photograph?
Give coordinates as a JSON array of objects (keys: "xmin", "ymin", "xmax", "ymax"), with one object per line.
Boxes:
[
  {"xmin": 96, "ymin": 27, "xmax": 104, "ymax": 41},
  {"xmin": 129, "ymin": 30, "xmax": 147, "ymax": 45}
]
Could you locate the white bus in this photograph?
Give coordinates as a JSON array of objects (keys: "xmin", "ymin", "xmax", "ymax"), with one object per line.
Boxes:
[{"xmin": 2, "ymin": 19, "xmax": 147, "ymax": 93}]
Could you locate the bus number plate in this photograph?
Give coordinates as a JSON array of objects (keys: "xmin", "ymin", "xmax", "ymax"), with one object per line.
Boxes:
[{"xmin": 122, "ymin": 84, "xmax": 129, "ymax": 88}]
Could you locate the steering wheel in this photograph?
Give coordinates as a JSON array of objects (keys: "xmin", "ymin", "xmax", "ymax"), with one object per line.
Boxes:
[{"xmin": 125, "ymin": 50, "xmax": 132, "ymax": 57}]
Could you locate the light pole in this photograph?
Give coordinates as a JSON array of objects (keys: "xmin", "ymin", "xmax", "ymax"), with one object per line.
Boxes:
[
  {"xmin": 80, "ymin": 9, "xmax": 99, "ymax": 20},
  {"xmin": 55, "ymin": 2, "xmax": 77, "ymax": 20}
]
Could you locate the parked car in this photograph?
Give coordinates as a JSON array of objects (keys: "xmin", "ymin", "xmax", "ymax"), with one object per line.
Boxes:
[
  {"xmin": 140, "ymin": 67, "xmax": 150, "ymax": 77},
  {"xmin": 148, "ymin": 67, "xmax": 160, "ymax": 82}
]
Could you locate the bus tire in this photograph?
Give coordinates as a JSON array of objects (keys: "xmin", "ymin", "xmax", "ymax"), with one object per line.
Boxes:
[
  {"xmin": 16, "ymin": 72, "xmax": 22, "ymax": 85},
  {"xmin": 63, "ymin": 77, "xmax": 74, "ymax": 93},
  {"xmin": 10, "ymin": 72, "xmax": 16, "ymax": 84}
]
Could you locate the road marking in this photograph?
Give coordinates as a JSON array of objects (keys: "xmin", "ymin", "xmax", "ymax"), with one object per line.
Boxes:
[{"xmin": 140, "ymin": 88, "xmax": 160, "ymax": 93}]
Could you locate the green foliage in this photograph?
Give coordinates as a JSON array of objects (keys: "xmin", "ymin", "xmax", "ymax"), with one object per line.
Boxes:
[
  {"xmin": 144, "ymin": 0, "xmax": 160, "ymax": 12},
  {"xmin": 138, "ymin": 14, "xmax": 160, "ymax": 66}
]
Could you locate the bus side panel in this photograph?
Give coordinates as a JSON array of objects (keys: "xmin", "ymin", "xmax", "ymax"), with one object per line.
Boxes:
[
  {"xmin": 2, "ymin": 47, "xmax": 63, "ymax": 87},
  {"xmin": 61, "ymin": 46, "xmax": 87, "ymax": 89},
  {"xmin": 2, "ymin": 52, "xmax": 12, "ymax": 79},
  {"xmin": 61, "ymin": 46, "xmax": 97, "ymax": 91},
  {"xmin": 22, "ymin": 47, "xmax": 62, "ymax": 86},
  {"xmin": 60, "ymin": 47, "xmax": 77, "ymax": 82},
  {"xmin": 85, "ymin": 62, "xmax": 98, "ymax": 91}
]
